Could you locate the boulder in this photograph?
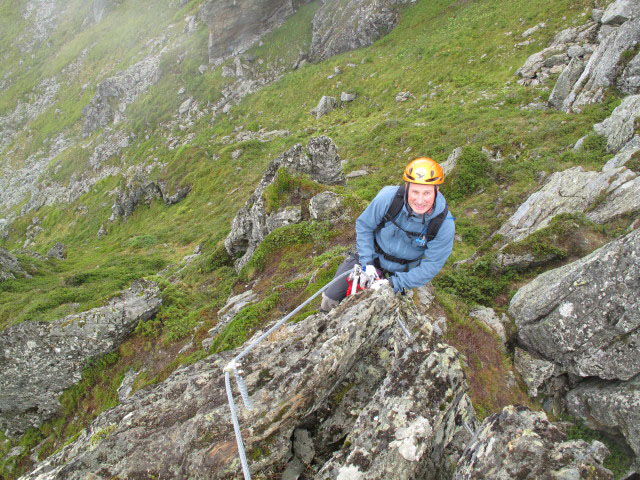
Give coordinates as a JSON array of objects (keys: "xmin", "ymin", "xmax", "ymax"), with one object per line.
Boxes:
[
  {"xmin": 514, "ymin": 347, "xmax": 564, "ymax": 399},
  {"xmin": 46, "ymin": 242, "xmax": 67, "ymax": 260},
  {"xmin": 340, "ymin": 91, "xmax": 357, "ymax": 102},
  {"xmin": 496, "ymin": 165, "xmax": 640, "ymax": 242},
  {"xmin": 594, "ymin": 94, "xmax": 640, "ymax": 153},
  {"xmin": 563, "ymin": 17, "xmax": 640, "ymax": 112},
  {"xmin": 442, "ymin": 147, "xmax": 462, "ymax": 175},
  {"xmin": 225, "ymin": 136, "xmax": 345, "ymax": 271},
  {"xmin": 566, "ymin": 375, "xmax": 640, "ymax": 458},
  {"xmin": 0, "ymin": 280, "xmax": 162, "ymax": 435},
  {"xmin": 203, "ymin": 290, "xmax": 260, "ymax": 349},
  {"xmin": 309, "ymin": 191, "xmax": 343, "ymax": 221},
  {"xmin": 603, "ymin": 135, "xmax": 640, "ymax": 169},
  {"xmin": 21, "ymin": 285, "xmax": 477, "ymax": 480},
  {"xmin": 310, "ymin": 95, "xmax": 338, "ymax": 118},
  {"xmin": 548, "ymin": 57, "xmax": 586, "ymax": 108},
  {"xmin": 601, "ymin": 0, "xmax": 640, "ymax": 26},
  {"xmin": 310, "ymin": 0, "xmax": 409, "ymax": 61},
  {"xmin": 454, "ymin": 405, "xmax": 613, "ymax": 479},
  {"xmin": 468, "ymin": 307, "xmax": 507, "ymax": 344},
  {"xmin": 509, "ymin": 229, "xmax": 640, "ymax": 381},
  {"xmin": 0, "ymin": 248, "xmax": 24, "ymax": 282}
]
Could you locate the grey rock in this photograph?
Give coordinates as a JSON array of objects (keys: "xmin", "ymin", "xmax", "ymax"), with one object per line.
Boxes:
[
  {"xmin": 509, "ymin": 229, "xmax": 640, "ymax": 381},
  {"xmin": 310, "ymin": 0, "xmax": 409, "ymax": 61},
  {"xmin": 97, "ymin": 223, "xmax": 107, "ymax": 239},
  {"xmin": 310, "ymin": 95, "xmax": 338, "ymax": 118},
  {"xmin": 116, "ymin": 369, "xmax": 139, "ymax": 402},
  {"xmin": 0, "ymin": 248, "xmax": 24, "ymax": 282},
  {"xmin": 514, "ymin": 347, "xmax": 564, "ymax": 398},
  {"xmin": 566, "ymin": 375, "xmax": 640, "ymax": 458},
  {"xmin": 494, "ymin": 251, "xmax": 558, "ymax": 271},
  {"xmin": 517, "ymin": 46, "xmax": 566, "ymax": 85},
  {"xmin": 21, "ymin": 285, "xmax": 477, "ymax": 480},
  {"xmin": 522, "ymin": 22, "xmax": 546, "ymax": 38},
  {"xmin": 309, "ymin": 191, "xmax": 343, "ymax": 221},
  {"xmin": 395, "ymin": 91, "xmax": 412, "ymax": 102},
  {"xmin": 619, "ymin": 51, "xmax": 640, "ymax": 94},
  {"xmin": 497, "ymin": 165, "xmax": 640, "ymax": 242},
  {"xmin": 46, "ymin": 242, "xmax": 67, "ymax": 260},
  {"xmin": 601, "ymin": 0, "xmax": 640, "ymax": 26},
  {"xmin": 594, "ymin": 94, "xmax": 640, "ymax": 152},
  {"xmin": 178, "ymin": 97, "xmax": 193, "ymax": 114},
  {"xmin": 469, "ymin": 307, "xmax": 507, "ymax": 343},
  {"xmin": 109, "ymin": 180, "xmax": 191, "ymax": 221},
  {"xmin": 563, "ymin": 17, "xmax": 640, "ymax": 112},
  {"xmin": 603, "ymin": 135, "xmax": 640, "ymax": 169},
  {"xmin": 454, "ymin": 405, "xmax": 613, "ymax": 479},
  {"xmin": 265, "ymin": 206, "xmax": 303, "ymax": 231},
  {"xmin": 346, "ymin": 169, "xmax": 368, "ymax": 178},
  {"xmin": 567, "ymin": 45, "xmax": 586, "ymax": 58},
  {"xmin": 340, "ymin": 91, "xmax": 357, "ymax": 102},
  {"xmin": 548, "ymin": 57, "xmax": 586, "ymax": 109},
  {"xmin": 442, "ymin": 147, "xmax": 462, "ymax": 175},
  {"xmin": 82, "ymin": 54, "xmax": 161, "ymax": 137},
  {"xmin": 201, "ymin": 0, "xmax": 296, "ymax": 62},
  {"xmin": 231, "ymin": 148, "xmax": 243, "ymax": 160},
  {"xmin": 204, "ymin": 290, "xmax": 260, "ymax": 348},
  {"xmin": 592, "ymin": 9, "xmax": 605, "ymax": 24},
  {"xmin": 225, "ymin": 137, "xmax": 345, "ymax": 271},
  {"xmin": 198, "ymin": 64, "xmax": 208, "ymax": 74},
  {"xmin": 0, "ymin": 280, "xmax": 162, "ymax": 435}
]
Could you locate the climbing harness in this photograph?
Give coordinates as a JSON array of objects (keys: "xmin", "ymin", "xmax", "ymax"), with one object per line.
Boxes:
[{"xmin": 223, "ymin": 267, "xmax": 413, "ymax": 480}]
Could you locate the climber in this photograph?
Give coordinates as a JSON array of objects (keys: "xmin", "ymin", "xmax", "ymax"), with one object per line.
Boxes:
[{"xmin": 321, "ymin": 157, "xmax": 455, "ymax": 311}]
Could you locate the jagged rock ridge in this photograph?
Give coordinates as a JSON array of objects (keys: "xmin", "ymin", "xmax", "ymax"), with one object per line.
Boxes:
[{"xmin": 0, "ymin": 280, "xmax": 162, "ymax": 435}]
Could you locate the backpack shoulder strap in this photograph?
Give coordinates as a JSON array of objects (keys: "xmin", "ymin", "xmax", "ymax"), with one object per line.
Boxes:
[
  {"xmin": 426, "ymin": 203, "xmax": 448, "ymax": 242},
  {"xmin": 375, "ymin": 185, "xmax": 405, "ymax": 233}
]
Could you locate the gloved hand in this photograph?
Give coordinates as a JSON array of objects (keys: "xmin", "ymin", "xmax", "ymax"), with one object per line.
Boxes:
[
  {"xmin": 370, "ymin": 279, "xmax": 389, "ymax": 291},
  {"xmin": 347, "ymin": 264, "xmax": 369, "ymax": 295},
  {"xmin": 365, "ymin": 264, "xmax": 380, "ymax": 281}
]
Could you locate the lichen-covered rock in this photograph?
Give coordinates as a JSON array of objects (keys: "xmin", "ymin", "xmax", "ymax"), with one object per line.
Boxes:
[
  {"xmin": 509, "ymin": 229, "xmax": 640, "ymax": 381},
  {"xmin": 514, "ymin": 347, "xmax": 564, "ymax": 399},
  {"xmin": 469, "ymin": 307, "xmax": 507, "ymax": 344},
  {"xmin": 496, "ymin": 165, "xmax": 640, "ymax": 242},
  {"xmin": 454, "ymin": 405, "xmax": 613, "ymax": 479},
  {"xmin": 225, "ymin": 136, "xmax": 345, "ymax": 271},
  {"xmin": 21, "ymin": 285, "xmax": 476, "ymax": 480},
  {"xmin": 563, "ymin": 16, "xmax": 640, "ymax": 112},
  {"xmin": 601, "ymin": 0, "xmax": 640, "ymax": 26},
  {"xmin": 594, "ymin": 94, "xmax": 640, "ymax": 152},
  {"xmin": 0, "ymin": 280, "xmax": 162, "ymax": 435},
  {"xmin": 309, "ymin": 191, "xmax": 343, "ymax": 221},
  {"xmin": 0, "ymin": 248, "xmax": 25, "ymax": 282},
  {"xmin": 310, "ymin": 0, "xmax": 410, "ymax": 61},
  {"xmin": 310, "ymin": 95, "xmax": 338, "ymax": 118},
  {"xmin": 566, "ymin": 375, "xmax": 640, "ymax": 458},
  {"xmin": 109, "ymin": 180, "xmax": 191, "ymax": 221}
]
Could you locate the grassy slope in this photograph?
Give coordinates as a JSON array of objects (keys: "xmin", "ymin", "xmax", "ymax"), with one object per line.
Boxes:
[{"xmin": 0, "ymin": 0, "xmax": 634, "ymax": 477}]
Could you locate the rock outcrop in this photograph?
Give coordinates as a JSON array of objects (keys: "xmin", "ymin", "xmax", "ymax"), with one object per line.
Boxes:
[
  {"xmin": 517, "ymin": 0, "xmax": 640, "ymax": 112},
  {"xmin": 510, "ymin": 228, "xmax": 639, "ymax": 382},
  {"xmin": 21, "ymin": 285, "xmax": 477, "ymax": 480},
  {"xmin": 82, "ymin": 54, "xmax": 162, "ymax": 137},
  {"xmin": 566, "ymin": 375, "xmax": 640, "ymax": 459},
  {"xmin": 225, "ymin": 136, "xmax": 345, "ymax": 271},
  {"xmin": 109, "ymin": 180, "xmax": 192, "ymax": 222},
  {"xmin": 310, "ymin": 0, "xmax": 411, "ymax": 61},
  {"xmin": 594, "ymin": 94, "xmax": 640, "ymax": 152},
  {"xmin": 0, "ymin": 248, "xmax": 25, "ymax": 282},
  {"xmin": 496, "ymin": 164, "xmax": 639, "ymax": 242},
  {"xmin": 200, "ymin": 0, "xmax": 300, "ymax": 63},
  {"xmin": 0, "ymin": 280, "xmax": 162, "ymax": 435},
  {"xmin": 454, "ymin": 405, "xmax": 613, "ymax": 479}
]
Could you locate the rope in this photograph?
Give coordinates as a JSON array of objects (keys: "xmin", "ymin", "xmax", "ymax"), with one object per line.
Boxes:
[{"xmin": 225, "ymin": 370, "xmax": 252, "ymax": 479}]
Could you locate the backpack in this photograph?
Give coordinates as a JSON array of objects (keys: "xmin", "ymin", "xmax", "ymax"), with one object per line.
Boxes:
[{"xmin": 373, "ymin": 185, "xmax": 449, "ymax": 266}]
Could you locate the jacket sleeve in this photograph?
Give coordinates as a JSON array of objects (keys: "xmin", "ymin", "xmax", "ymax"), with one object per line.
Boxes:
[
  {"xmin": 355, "ymin": 187, "xmax": 396, "ymax": 267},
  {"xmin": 389, "ymin": 216, "xmax": 455, "ymax": 291}
]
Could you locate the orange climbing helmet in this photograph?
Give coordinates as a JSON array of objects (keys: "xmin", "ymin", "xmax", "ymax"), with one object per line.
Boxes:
[{"xmin": 403, "ymin": 157, "xmax": 444, "ymax": 185}]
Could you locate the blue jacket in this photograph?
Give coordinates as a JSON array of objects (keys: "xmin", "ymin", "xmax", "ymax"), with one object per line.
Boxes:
[{"xmin": 356, "ymin": 186, "xmax": 455, "ymax": 292}]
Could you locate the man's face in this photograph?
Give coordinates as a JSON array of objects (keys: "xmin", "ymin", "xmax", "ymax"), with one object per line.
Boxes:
[{"xmin": 407, "ymin": 183, "xmax": 436, "ymax": 215}]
